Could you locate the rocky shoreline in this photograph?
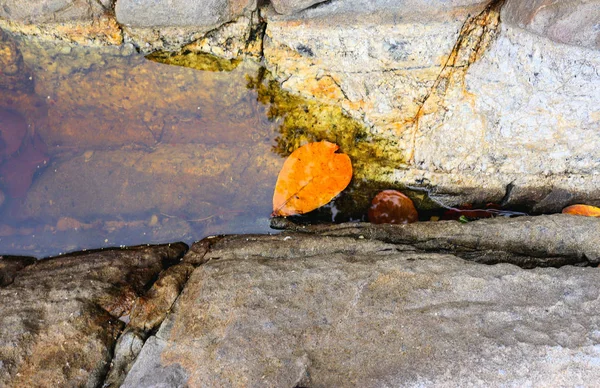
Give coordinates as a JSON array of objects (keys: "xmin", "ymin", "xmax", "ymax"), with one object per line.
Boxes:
[
  {"xmin": 1, "ymin": 214, "xmax": 600, "ymax": 386},
  {"xmin": 1, "ymin": 0, "xmax": 600, "ymax": 386}
]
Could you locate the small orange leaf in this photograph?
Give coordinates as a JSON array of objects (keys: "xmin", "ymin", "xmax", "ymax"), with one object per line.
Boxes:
[
  {"xmin": 562, "ymin": 204, "xmax": 600, "ymax": 217},
  {"xmin": 272, "ymin": 141, "xmax": 352, "ymax": 216}
]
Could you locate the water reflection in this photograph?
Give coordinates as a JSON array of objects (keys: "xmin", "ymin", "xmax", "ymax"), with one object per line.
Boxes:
[{"xmin": 0, "ymin": 32, "xmax": 281, "ymax": 257}]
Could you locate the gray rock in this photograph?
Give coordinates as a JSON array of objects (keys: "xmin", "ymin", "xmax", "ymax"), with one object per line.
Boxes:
[
  {"xmin": 503, "ymin": 0, "xmax": 600, "ymax": 49},
  {"xmin": 115, "ymin": 0, "xmax": 256, "ymax": 28},
  {"xmin": 123, "ymin": 233, "xmax": 600, "ymax": 386},
  {"xmin": 0, "ymin": 0, "xmax": 111, "ymax": 23},
  {"xmin": 270, "ymin": 0, "xmax": 327, "ymax": 15},
  {"xmin": 0, "ymin": 243, "xmax": 186, "ymax": 387},
  {"xmin": 272, "ymin": 214, "xmax": 600, "ymax": 267},
  {"xmin": 262, "ymin": 0, "xmax": 600, "ymax": 207}
]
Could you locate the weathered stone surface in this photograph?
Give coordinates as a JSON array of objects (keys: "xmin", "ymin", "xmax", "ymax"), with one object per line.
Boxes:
[
  {"xmin": 262, "ymin": 0, "xmax": 600, "ymax": 207},
  {"xmin": 116, "ymin": 0, "xmax": 256, "ymax": 28},
  {"xmin": 273, "ymin": 214, "xmax": 600, "ymax": 267},
  {"xmin": 503, "ymin": 0, "xmax": 600, "ymax": 49},
  {"xmin": 122, "ymin": 233, "xmax": 600, "ymax": 386},
  {"xmin": 0, "ymin": 256, "xmax": 34, "ymax": 286},
  {"xmin": 0, "ymin": 243, "xmax": 187, "ymax": 388},
  {"xmin": 270, "ymin": 0, "xmax": 326, "ymax": 15},
  {"xmin": 104, "ymin": 262, "xmax": 195, "ymax": 387},
  {"xmin": 0, "ymin": 1, "xmax": 122, "ymax": 46},
  {"xmin": 0, "ymin": 29, "xmax": 34, "ymax": 93},
  {"xmin": 0, "ymin": 0, "xmax": 112, "ymax": 24}
]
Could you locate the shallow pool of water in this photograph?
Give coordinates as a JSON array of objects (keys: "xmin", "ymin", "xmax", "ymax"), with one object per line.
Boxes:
[{"xmin": 0, "ymin": 32, "xmax": 287, "ymax": 257}]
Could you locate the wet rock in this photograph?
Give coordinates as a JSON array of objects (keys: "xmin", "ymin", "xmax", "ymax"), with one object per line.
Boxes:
[
  {"xmin": 270, "ymin": 0, "xmax": 327, "ymax": 15},
  {"xmin": 20, "ymin": 142, "xmax": 281, "ymax": 221},
  {"xmin": 122, "ymin": 232, "xmax": 600, "ymax": 386},
  {"xmin": 0, "ymin": 2, "xmax": 122, "ymax": 46},
  {"xmin": 8, "ymin": 39, "xmax": 274, "ymax": 150},
  {"xmin": 0, "ymin": 108, "xmax": 27, "ymax": 160},
  {"xmin": 0, "ymin": 243, "xmax": 187, "ymax": 388},
  {"xmin": 0, "ymin": 133, "xmax": 49, "ymax": 198},
  {"xmin": 116, "ymin": 0, "xmax": 256, "ymax": 29},
  {"xmin": 104, "ymin": 262, "xmax": 195, "ymax": 387},
  {"xmin": 273, "ymin": 214, "xmax": 600, "ymax": 267},
  {"xmin": 0, "ymin": 29, "xmax": 34, "ymax": 92}
]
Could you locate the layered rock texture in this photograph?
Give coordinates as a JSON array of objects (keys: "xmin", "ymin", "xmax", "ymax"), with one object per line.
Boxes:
[{"xmin": 4, "ymin": 215, "xmax": 598, "ymax": 386}]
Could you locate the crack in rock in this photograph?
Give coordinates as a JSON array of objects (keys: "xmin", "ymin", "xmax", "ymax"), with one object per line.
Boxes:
[{"xmin": 406, "ymin": 0, "xmax": 505, "ymax": 164}]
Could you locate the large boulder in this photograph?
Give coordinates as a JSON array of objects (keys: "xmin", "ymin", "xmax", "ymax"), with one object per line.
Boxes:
[
  {"xmin": 122, "ymin": 229, "xmax": 600, "ymax": 386},
  {"xmin": 262, "ymin": 0, "xmax": 600, "ymax": 208}
]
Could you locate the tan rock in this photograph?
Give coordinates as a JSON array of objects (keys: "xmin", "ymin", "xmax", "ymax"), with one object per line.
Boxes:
[{"xmin": 0, "ymin": 243, "xmax": 187, "ymax": 387}]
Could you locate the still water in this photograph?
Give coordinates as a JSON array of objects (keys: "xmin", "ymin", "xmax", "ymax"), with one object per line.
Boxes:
[{"xmin": 0, "ymin": 32, "xmax": 285, "ymax": 257}]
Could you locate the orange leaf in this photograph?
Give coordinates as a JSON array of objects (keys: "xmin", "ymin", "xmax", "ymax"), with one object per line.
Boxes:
[
  {"xmin": 562, "ymin": 204, "xmax": 600, "ymax": 217},
  {"xmin": 272, "ymin": 141, "xmax": 352, "ymax": 216}
]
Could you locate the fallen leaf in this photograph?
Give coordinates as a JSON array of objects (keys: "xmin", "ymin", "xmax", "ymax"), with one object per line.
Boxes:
[
  {"xmin": 368, "ymin": 190, "xmax": 418, "ymax": 224},
  {"xmin": 562, "ymin": 204, "xmax": 600, "ymax": 217},
  {"xmin": 272, "ymin": 141, "xmax": 352, "ymax": 216}
]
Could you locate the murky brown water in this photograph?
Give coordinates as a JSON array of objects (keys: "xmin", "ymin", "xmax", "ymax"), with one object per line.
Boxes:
[{"xmin": 0, "ymin": 32, "xmax": 284, "ymax": 257}]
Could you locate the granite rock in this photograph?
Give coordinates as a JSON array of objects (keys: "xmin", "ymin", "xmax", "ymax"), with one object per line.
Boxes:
[{"xmin": 122, "ymin": 232, "xmax": 600, "ymax": 387}]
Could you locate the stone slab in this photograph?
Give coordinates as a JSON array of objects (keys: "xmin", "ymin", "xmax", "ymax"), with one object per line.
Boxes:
[{"xmin": 122, "ymin": 233, "xmax": 600, "ymax": 386}]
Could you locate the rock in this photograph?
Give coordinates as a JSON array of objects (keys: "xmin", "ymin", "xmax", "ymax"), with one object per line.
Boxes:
[
  {"xmin": 0, "ymin": 108, "xmax": 27, "ymax": 160},
  {"xmin": 0, "ymin": 255, "xmax": 34, "ymax": 286},
  {"xmin": 115, "ymin": 0, "xmax": 256, "ymax": 28},
  {"xmin": 122, "ymin": 232, "xmax": 600, "ymax": 386},
  {"xmin": 0, "ymin": 1, "xmax": 122, "ymax": 46},
  {"xmin": 503, "ymin": 0, "xmax": 600, "ymax": 49},
  {"xmin": 270, "ymin": 0, "xmax": 327, "ymax": 15},
  {"xmin": 103, "ymin": 262, "xmax": 195, "ymax": 387},
  {"xmin": 19, "ymin": 141, "xmax": 281, "ymax": 221},
  {"xmin": 8, "ymin": 38, "xmax": 274, "ymax": 150},
  {"xmin": 0, "ymin": 243, "xmax": 187, "ymax": 387},
  {"xmin": 0, "ymin": 29, "xmax": 34, "ymax": 92},
  {"xmin": 0, "ymin": 0, "xmax": 111, "ymax": 24},
  {"xmin": 262, "ymin": 0, "xmax": 600, "ymax": 207},
  {"xmin": 273, "ymin": 214, "xmax": 600, "ymax": 267}
]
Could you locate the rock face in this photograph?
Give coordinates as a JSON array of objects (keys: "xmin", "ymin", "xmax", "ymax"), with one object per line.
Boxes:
[
  {"xmin": 503, "ymin": 0, "xmax": 600, "ymax": 49},
  {"xmin": 262, "ymin": 0, "xmax": 600, "ymax": 207},
  {"xmin": 0, "ymin": 243, "xmax": 187, "ymax": 387},
  {"xmin": 0, "ymin": 0, "xmax": 112, "ymax": 23},
  {"xmin": 116, "ymin": 0, "xmax": 256, "ymax": 28},
  {"xmin": 122, "ymin": 230, "xmax": 600, "ymax": 387},
  {"xmin": 270, "ymin": 0, "xmax": 327, "ymax": 15}
]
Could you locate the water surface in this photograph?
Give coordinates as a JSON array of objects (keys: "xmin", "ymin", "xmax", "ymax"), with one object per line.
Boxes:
[{"xmin": 0, "ymin": 33, "xmax": 283, "ymax": 257}]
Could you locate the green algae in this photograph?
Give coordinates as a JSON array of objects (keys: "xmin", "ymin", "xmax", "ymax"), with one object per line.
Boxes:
[{"xmin": 146, "ymin": 50, "xmax": 241, "ymax": 72}]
